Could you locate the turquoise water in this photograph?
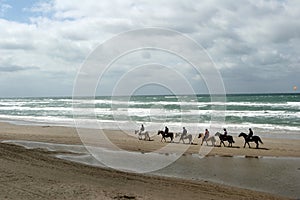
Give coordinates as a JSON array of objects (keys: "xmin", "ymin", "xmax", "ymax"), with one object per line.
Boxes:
[{"xmin": 0, "ymin": 93, "xmax": 299, "ymax": 138}]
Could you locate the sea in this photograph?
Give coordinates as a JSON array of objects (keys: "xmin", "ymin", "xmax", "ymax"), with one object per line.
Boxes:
[{"xmin": 0, "ymin": 93, "xmax": 299, "ymax": 139}]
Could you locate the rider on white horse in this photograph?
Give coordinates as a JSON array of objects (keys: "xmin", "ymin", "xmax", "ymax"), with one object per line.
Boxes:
[
  {"xmin": 139, "ymin": 124, "xmax": 145, "ymax": 134},
  {"xmin": 180, "ymin": 127, "xmax": 187, "ymax": 141},
  {"xmin": 201, "ymin": 128, "xmax": 209, "ymax": 145}
]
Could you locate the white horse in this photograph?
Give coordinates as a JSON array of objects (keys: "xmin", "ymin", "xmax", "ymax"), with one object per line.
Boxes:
[
  {"xmin": 175, "ymin": 132, "xmax": 193, "ymax": 144},
  {"xmin": 134, "ymin": 130, "xmax": 150, "ymax": 141},
  {"xmin": 198, "ymin": 133, "xmax": 216, "ymax": 146}
]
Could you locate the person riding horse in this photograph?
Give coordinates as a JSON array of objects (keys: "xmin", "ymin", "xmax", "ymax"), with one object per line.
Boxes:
[
  {"xmin": 182, "ymin": 127, "xmax": 187, "ymax": 136},
  {"xmin": 139, "ymin": 124, "xmax": 145, "ymax": 134},
  {"xmin": 223, "ymin": 128, "xmax": 228, "ymax": 139},
  {"xmin": 180, "ymin": 127, "xmax": 187, "ymax": 141},
  {"xmin": 247, "ymin": 128, "xmax": 253, "ymax": 140},
  {"xmin": 164, "ymin": 126, "xmax": 169, "ymax": 134},
  {"xmin": 201, "ymin": 128, "xmax": 210, "ymax": 145}
]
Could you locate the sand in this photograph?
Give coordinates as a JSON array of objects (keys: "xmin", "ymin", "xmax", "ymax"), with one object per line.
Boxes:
[{"xmin": 0, "ymin": 122, "xmax": 298, "ymax": 199}]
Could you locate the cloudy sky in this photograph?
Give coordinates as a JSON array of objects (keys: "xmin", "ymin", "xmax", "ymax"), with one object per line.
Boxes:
[{"xmin": 0, "ymin": 0, "xmax": 299, "ymax": 97}]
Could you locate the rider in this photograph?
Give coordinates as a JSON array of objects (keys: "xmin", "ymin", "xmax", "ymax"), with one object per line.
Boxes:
[
  {"xmin": 139, "ymin": 124, "xmax": 145, "ymax": 134},
  {"xmin": 223, "ymin": 128, "xmax": 228, "ymax": 138},
  {"xmin": 180, "ymin": 127, "xmax": 187, "ymax": 140},
  {"xmin": 247, "ymin": 128, "xmax": 253, "ymax": 140},
  {"xmin": 201, "ymin": 128, "xmax": 209, "ymax": 145},
  {"xmin": 182, "ymin": 127, "xmax": 187, "ymax": 137},
  {"xmin": 164, "ymin": 126, "xmax": 169, "ymax": 134}
]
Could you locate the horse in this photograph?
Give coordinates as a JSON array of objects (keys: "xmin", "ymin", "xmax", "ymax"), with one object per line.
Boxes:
[
  {"xmin": 157, "ymin": 130, "xmax": 174, "ymax": 143},
  {"xmin": 135, "ymin": 130, "xmax": 150, "ymax": 141},
  {"xmin": 175, "ymin": 132, "xmax": 193, "ymax": 144},
  {"xmin": 198, "ymin": 133, "xmax": 216, "ymax": 146},
  {"xmin": 215, "ymin": 132, "xmax": 235, "ymax": 147},
  {"xmin": 238, "ymin": 132, "xmax": 263, "ymax": 149}
]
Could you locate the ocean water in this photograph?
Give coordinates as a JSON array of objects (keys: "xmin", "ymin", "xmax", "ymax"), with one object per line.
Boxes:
[{"xmin": 0, "ymin": 93, "xmax": 299, "ymax": 139}]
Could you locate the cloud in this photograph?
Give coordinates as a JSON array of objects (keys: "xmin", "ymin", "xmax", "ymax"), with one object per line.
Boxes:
[
  {"xmin": 0, "ymin": 65, "xmax": 39, "ymax": 72},
  {"xmin": 0, "ymin": 0, "xmax": 299, "ymax": 96},
  {"xmin": 0, "ymin": 1, "xmax": 11, "ymax": 16}
]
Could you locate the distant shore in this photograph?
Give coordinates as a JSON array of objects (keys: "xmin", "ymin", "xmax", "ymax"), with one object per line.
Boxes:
[{"xmin": 0, "ymin": 122, "xmax": 299, "ymax": 199}]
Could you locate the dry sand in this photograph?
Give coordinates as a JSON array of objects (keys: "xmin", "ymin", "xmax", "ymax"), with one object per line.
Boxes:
[{"xmin": 0, "ymin": 122, "xmax": 298, "ymax": 199}]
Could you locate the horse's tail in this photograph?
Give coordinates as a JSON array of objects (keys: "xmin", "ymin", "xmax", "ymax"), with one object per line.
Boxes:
[
  {"xmin": 258, "ymin": 137, "xmax": 263, "ymax": 144},
  {"xmin": 230, "ymin": 136, "xmax": 235, "ymax": 143}
]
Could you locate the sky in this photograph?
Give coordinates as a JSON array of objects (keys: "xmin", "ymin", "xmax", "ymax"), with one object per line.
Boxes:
[{"xmin": 0, "ymin": 0, "xmax": 299, "ymax": 97}]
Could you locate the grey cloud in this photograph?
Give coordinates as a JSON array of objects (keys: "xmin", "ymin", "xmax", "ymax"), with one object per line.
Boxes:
[
  {"xmin": 1, "ymin": 0, "xmax": 300, "ymax": 96},
  {"xmin": 0, "ymin": 41, "xmax": 34, "ymax": 50},
  {"xmin": 0, "ymin": 65, "xmax": 39, "ymax": 72}
]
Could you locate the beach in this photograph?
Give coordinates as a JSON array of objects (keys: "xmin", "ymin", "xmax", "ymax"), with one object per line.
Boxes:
[{"xmin": 0, "ymin": 122, "xmax": 299, "ymax": 199}]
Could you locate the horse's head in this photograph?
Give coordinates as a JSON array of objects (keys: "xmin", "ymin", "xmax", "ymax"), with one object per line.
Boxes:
[
  {"xmin": 157, "ymin": 130, "xmax": 161, "ymax": 135},
  {"xmin": 215, "ymin": 132, "xmax": 221, "ymax": 136},
  {"xmin": 238, "ymin": 132, "xmax": 246, "ymax": 137},
  {"xmin": 198, "ymin": 133, "xmax": 203, "ymax": 138},
  {"xmin": 135, "ymin": 130, "xmax": 138, "ymax": 134},
  {"xmin": 175, "ymin": 132, "xmax": 180, "ymax": 138}
]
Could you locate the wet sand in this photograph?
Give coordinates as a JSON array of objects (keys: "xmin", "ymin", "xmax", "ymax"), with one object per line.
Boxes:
[{"xmin": 0, "ymin": 122, "xmax": 299, "ymax": 199}]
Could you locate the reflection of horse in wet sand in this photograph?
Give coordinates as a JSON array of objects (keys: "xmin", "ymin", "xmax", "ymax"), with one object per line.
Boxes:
[
  {"xmin": 198, "ymin": 133, "xmax": 216, "ymax": 146},
  {"xmin": 157, "ymin": 130, "xmax": 174, "ymax": 142},
  {"xmin": 238, "ymin": 132, "xmax": 263, "ymax": 149},
  {"xmin": 175, "ymin": 132, "xmax": 193, "ymax": 144},
  {"xmin": 135, "ymin": 130, "xmax": 150, "ymax": 141},
  {"xmin": 215, "ymin": 132, "xmax": 235, "ymax": 147}
]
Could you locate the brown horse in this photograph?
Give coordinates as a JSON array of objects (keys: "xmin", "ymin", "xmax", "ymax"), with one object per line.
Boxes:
[
  {"xmin": 158, "ymin": 130, "xmax": 174, "ymax": 142},
  {"xmin": 215, "ymin": 132, "xmax": 235, "ymax": 147},
  {"xmin": 238, "ymin": 132, "xmax": 263, "ymax": 149}
]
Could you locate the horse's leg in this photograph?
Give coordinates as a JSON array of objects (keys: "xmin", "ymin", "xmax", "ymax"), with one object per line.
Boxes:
[
  {"xmin": 221, "ymin": 140, "xmax": 225, "ymax": 147},
  {"xmin": 247, "ymin": 142, "xmax": 251, "ymax": 148},
  {"xmin": 220, "ymin": 140, "xmax": 222, "ymax": 147},
  {"xmin": 256, "ymin": 141, "xmax": 259, "ymax": 149}
]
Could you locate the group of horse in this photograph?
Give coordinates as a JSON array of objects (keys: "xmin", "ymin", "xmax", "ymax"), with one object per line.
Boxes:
[{"xmin": 136, "ymin": 129, "xmax": 263, "ymax": 149}]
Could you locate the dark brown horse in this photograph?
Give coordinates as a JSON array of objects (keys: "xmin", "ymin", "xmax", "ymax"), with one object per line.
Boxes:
[
  {"xmin": 215, "ymin": 132, "xmax": 235, "ymax": 147},
  {"xmin": 158, "ymin": 130, "xmax": 174, "ymax": 142},
  {"xmin": 238, "ymin": 132, "xmax": 263, "ymax": 149}
]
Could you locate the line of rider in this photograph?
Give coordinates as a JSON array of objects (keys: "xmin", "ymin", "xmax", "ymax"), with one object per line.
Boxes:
[
  {"xmin": 141, "ymin": 124, "xmax": 254, "ymax": 141},
  {"xmin": 223, "ymin": 128, "xmax": 253, "ymax": 140}
]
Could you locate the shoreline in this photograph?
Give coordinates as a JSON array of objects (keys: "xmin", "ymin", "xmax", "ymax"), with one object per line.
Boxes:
[
  {"xmin": 1, "ymin": 117, "xmax": 300, "ymax": 140},
  {"xmin": 0, "ymin": 122, "xmax": 299, "ymax": 199},
  {"xmin": 0, "ymin": 121, "xmax": 299, "ymax": 157}
]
